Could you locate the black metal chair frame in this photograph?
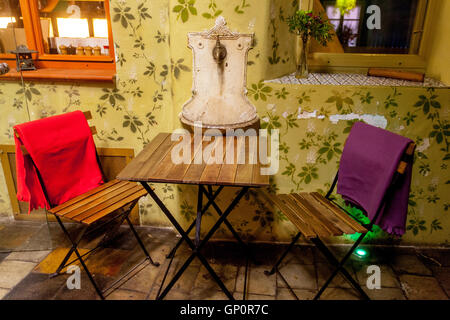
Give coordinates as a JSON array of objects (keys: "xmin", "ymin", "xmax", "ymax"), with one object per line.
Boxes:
[
  {"xmin": 265, "ymin": 149, "xmax": 414, "ymax": 300},
  {"xmin": 141, "ymin": 182, "xmax": 253, "ymax": 300},
  {"xmin": 23, "ymin": 147, "xmax": 159, "ymax": 300}
]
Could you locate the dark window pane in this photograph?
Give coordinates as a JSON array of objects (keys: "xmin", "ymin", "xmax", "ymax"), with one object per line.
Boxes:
[{"xmin": 317, "ymin": 0, "xmax": 425, "ymax": 54}]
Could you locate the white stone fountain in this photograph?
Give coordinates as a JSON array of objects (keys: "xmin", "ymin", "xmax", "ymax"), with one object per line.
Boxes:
[{"xmin": 180, "ymin": 16, "xmax": 259, "ymax": 131}]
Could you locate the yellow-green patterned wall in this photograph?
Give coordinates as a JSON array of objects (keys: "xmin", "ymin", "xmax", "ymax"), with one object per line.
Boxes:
[{"xmin": 0, "ymin": 0, "xmax": 448, "ymax": 246}]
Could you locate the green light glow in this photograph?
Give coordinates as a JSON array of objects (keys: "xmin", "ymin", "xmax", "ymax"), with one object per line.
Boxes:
[{"xmin": 355, "ymin": 249, "xmax": 368, "ymax": 258}]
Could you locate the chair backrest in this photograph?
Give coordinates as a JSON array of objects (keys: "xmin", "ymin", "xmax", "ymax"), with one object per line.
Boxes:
[
  {"xmin": 14, "ymin": 111, "xmax": 97, "ymax": 156},
  {"xmin": 327, "ymin": 141, "xmax": 415, "ymax": 232},
  {"xmin": 369, "ymin": 141, "xmax": 415, "ymax": 228},
  {"xmin": 14, "ymin": 111, "xmax": 103, "ymax": 208},
  {"xmin": 395, "ymin": 142, "xmax": 415, "ymax": 175},
  {"xmin": 328, "ymin": 141, "xmax": 415, "ymax": 194}
]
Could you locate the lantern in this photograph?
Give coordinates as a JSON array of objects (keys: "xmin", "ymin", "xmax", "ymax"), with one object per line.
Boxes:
[{"xmin": 10, "ymin": 45, "xmax": 38, "ymax": 71}]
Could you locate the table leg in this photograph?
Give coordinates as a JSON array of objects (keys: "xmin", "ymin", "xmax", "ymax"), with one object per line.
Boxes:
[
  {"xmin": 142, "ymin": 182, "xmax": 248, "ymax": 300},
  {"xmin": 166, "ymin": 186, "xmax": 224, "ymax": 259},
  {"xmin": 168, "ymin": 186, "xmax": 254, "ymax": 261},
  {"xmin": 201, "ymin": 185, "xmax": 252, "ymax": 257},
  {"xmin": 158, "ymin": 187, "xmax": 249, "ymax": 300},
  {"xmin": 195, "ymin": 185, "xmax": 203, "ymax": 247}
]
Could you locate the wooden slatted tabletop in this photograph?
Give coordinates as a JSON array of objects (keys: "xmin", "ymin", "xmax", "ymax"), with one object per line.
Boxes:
[{"xmin": 117, "ymin": 132, "xmax": 270, "ymax": 187}]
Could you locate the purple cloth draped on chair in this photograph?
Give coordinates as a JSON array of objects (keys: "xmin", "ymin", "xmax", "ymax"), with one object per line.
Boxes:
[{"xmin": 337, "ymin": 122, "xmax": 414, "ymax": 235}]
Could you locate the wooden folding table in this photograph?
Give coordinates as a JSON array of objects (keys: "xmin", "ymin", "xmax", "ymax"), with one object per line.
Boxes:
[{"xmin": 117, "ymin": 132, "xmax": 269, "ymax": 300}]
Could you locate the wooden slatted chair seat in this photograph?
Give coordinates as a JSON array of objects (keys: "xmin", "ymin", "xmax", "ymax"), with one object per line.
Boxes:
[
  {"xmin": 48, "ymin": 179, "xmax": 148, "ymax": 225},
  {"xmin": 264, "ymin": 191, "xmax": 367, "ymax": 239}
]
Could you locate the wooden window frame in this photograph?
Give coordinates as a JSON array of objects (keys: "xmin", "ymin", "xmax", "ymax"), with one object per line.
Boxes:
[
  {"xmin": 0, "ymin": 0, "xmax": 115, "ymax": 81},
  {"xmin": 302, "ymin": 0, "xmax": 433, "ymax": 73}
]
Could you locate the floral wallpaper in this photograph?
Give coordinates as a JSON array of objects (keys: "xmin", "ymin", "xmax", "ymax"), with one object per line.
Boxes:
[{"xmin": 0, "ymin": 0, "xmax": 448, "ymax": 246}]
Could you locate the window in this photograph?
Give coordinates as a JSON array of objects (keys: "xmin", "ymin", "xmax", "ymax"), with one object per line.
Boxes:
[
  {"xmin": 322, "ymin": 3, "xmax": 363, "ymax": 50},
  {"xmin": 0, "ymin": 0, "xmax": 115, "ymax": 80},
  {"xmin": 0, "ymin": 17, "xmax": 16, "ymax": 29},
  {"xmin": 317, "ymin": 0, "xmax": 425, "ymax": 54},
  {"xmin": 303, "ymin": 0, "xmax": 432, "ymax": 72}
]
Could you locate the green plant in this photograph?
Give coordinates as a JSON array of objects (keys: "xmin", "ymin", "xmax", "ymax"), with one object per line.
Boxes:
[{"xmin": 286, "ymin": 10, "xmax": 333, "ymax": 45}]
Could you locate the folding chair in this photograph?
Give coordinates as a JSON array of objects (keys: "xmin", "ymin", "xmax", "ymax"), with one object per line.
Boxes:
[
  {"xmin": 14, "ymin": 111, "xmax": 159, "ymax": 299},
  {"xmin": 263, "ymin": 142, "xmax": 415, "ymax": 300}
]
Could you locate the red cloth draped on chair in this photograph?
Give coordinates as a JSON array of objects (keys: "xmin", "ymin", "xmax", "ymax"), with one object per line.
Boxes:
[{"xmin": 14, "ymin": 111, "xmax": 103, "ymax": 213}]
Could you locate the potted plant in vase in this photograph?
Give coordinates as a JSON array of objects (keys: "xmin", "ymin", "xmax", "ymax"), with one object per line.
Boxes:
[{"xmin": 287, "ymin": 10, "xmax": 334, "ymax": 78}]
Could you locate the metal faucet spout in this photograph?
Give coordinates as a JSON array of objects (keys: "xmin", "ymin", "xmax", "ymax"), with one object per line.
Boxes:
[{"xmin": 212, "ymin": 36, "xmax": 227, "ymax": 64}]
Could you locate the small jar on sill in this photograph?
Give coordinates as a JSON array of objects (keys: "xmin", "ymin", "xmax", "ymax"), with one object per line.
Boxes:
[
  {"xmin": 84, "ymin": 46, "xmax": 93, "ymax": 56},
  {"xmin": 76, "ymin": 46, "xmax": 84, "ymax": 55},
  {"xmin": 67, "ymin": 45, "xmax": 76, "ymax": 55},
  {"xmin": 59, "ymin": 45, "xmax": 68, "ymax": 55},
  {"xmin": 93, "ymin": 46, "xmax": 102, "ymax": 56}
]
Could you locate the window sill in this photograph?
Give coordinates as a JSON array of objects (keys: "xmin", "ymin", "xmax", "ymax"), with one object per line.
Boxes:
[
  {"xmin": 265, "ymin": 72, "xmax": 448, "ymax": 88},
  {"xmin": 0, "ymin": 67, "xmax": 116, "ymax": 83}
]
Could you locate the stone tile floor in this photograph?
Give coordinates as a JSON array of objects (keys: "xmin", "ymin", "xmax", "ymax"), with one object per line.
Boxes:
[{"xmin": 0, "ymin": 217, "xmax": 448, "ymax": 300}]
